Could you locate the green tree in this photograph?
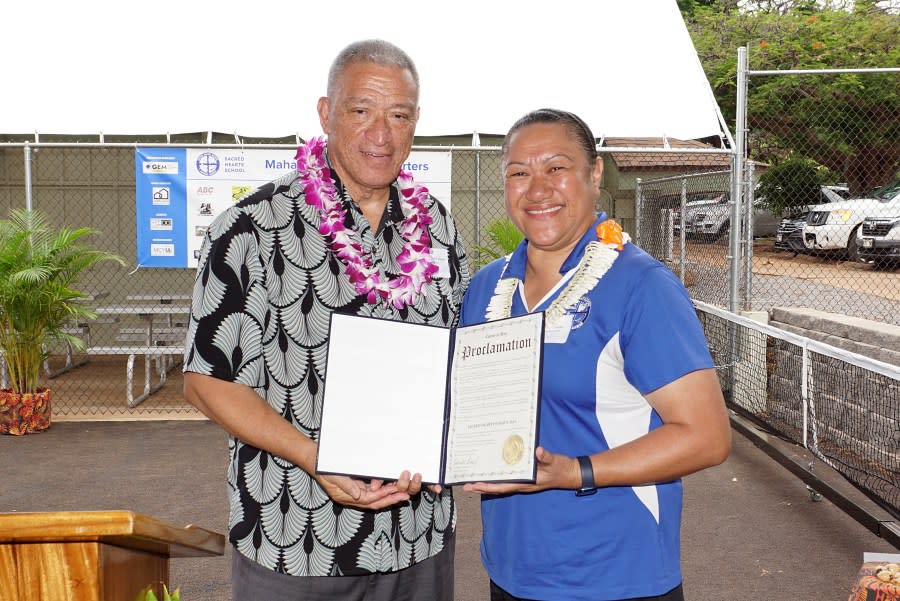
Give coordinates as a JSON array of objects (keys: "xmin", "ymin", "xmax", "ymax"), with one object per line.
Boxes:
[
  {"xmin": 686, "ymin": 4, "xmax": 900, "ymax": 195},
  {"xmin": 756, "ymin": 157, "xmax": 834, "ymax": 216}
]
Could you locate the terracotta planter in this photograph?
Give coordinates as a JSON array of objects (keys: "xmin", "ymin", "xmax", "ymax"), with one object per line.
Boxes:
[{"xmin": 0, "ymin": 388, "xmax": 51, "ymax": 435}]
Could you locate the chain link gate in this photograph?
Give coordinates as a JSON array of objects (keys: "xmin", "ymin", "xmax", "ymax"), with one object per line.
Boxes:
[{"xmin": 742, "ymin": 61, "xmax": 900, "ymax": 325}]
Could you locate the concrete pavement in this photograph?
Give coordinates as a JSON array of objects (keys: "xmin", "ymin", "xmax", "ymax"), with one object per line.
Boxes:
[{"xmin": 1, "ymin": 419, "xmax": 895, "ymax": 600}]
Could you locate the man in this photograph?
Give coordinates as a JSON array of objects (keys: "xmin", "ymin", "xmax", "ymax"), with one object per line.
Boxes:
[{"xmin": 183, "ymin": 39, "xmax": 470, "ymax": 600}]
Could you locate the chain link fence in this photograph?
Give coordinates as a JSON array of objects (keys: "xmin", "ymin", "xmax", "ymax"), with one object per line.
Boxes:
[
  {"xmin": 745, "ymin": 68, "xmax": 899, "ymax": 324},
  {"xmin": 635, "ymin": 169, "xmax": 739, "ymax": 308},
  {"xmin": 1, "ymin": 141, "xmax": 738, "ymax": 419},
  {"xmin": 0, "ymin": 144, "xmax": 511, "ymax": 419},
  {"xmin": 637, "ymin": 68, "xmax": 899, "ymax": 327},
  {"xmin": 698, "ymin": 301, "xmax": 900, "ymax": 521},
  {"xmin": 631, "ymin": 62, "xmax": 900, "ymax": 525}
]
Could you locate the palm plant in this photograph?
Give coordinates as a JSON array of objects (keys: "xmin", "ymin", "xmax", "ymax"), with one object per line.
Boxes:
[
  {"xmin": 472, "ymin": 217, "xmax": 524, "ymax": 267},
  {"xmin": 0, "ymin": 209, "xmax": 124, "ymax": 396}
]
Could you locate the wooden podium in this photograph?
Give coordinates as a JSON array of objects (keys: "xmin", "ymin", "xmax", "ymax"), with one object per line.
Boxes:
[{"xmin": 0, "ymin": 511, "xmax": 225, "ymax": 601}]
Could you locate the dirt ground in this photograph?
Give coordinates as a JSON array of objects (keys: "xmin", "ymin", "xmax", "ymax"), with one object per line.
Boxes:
[
  {"xmin": 752, "ymin": 240, "xmax": 900, "ymax": 301},
  {"xmin": 680, "ymin": 238, "xmax": 900, "ymax": 301}
]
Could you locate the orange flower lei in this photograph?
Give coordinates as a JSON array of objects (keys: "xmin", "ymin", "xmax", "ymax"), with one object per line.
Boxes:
[{"xmin": 596, "ymin": 219, "xmax": 625, "ymax": 251}]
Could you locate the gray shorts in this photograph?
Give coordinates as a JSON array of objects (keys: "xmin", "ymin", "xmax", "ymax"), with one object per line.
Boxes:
[{"xmin": 231, "ymin": 537, "xmax": 455, "ymax": 601}]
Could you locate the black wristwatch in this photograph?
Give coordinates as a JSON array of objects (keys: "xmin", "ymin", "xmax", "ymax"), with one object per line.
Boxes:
[{"xmin": 575, "ymin": 455, "xmax": 597, "ymax": 496}]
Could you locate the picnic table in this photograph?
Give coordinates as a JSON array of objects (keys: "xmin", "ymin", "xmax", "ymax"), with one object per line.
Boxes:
[{"xmin": 89, "ymin": 303, "xmax": 190, "ymax": 407}]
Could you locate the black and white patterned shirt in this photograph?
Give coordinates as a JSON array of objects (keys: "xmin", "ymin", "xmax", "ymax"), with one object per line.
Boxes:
[{"xmin": 184, "ymin": 162, "xmax": 470, "ymax": 576}]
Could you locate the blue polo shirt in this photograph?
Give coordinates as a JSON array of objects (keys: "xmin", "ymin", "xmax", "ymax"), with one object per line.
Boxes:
[{"xmin": 460, "ymin": 216, "xmax": 713, "ymax": 600}]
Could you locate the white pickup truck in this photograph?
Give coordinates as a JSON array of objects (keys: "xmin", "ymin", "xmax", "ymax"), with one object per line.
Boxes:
[
  {"xmin": 802, "ymin": 179, "xmax": 900, "ymax": 262},
  {"xmin": 857, "ymin": 215, "xmax": 900, "ymax": 266}
]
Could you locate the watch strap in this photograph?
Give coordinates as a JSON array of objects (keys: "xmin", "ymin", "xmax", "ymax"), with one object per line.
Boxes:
[{"xmin": 575, "ymin": 455, "xmax": 597, "ymax": 496}]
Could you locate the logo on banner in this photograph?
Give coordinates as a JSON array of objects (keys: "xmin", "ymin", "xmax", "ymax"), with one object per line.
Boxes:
[
  {"xmin": 150, "ymin": 218, "xmax": 173, "ymax": 231},
  {"xmin": 152, "ymin": 186, "xmax": 170, "ymax": 205},
  {"xmin": 196, "ymin": 152, "xmax": 220, "ymax": 176},
  {"xmin": 151, "ymin": 243, "xmax": 175, "ymax": 257},
  {"xmin": 232, "ymin": 185, "xmax": 252, "ymax": 201},
  {"xmin": 143, "ymin": 161, "xmax": 178, "ymax": 174}
]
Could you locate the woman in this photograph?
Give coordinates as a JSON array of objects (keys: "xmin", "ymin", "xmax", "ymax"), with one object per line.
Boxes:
[{"xmin": 460, "ymin": 109, "xmax": 731, "ymax": 601}]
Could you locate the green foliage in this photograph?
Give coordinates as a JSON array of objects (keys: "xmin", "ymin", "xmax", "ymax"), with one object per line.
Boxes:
[
  {"xmin": 686, "ymin": 4, "xmax": 900, "ymax": 195},
  {"xmin": 471, "ymin": 218, "xmax": 524, "ymax": 267},
  {"xmin": 678, "ymin": 0, "xmax": 738, "ymax": 19},
  {"xmin": 756, "ymin": 158, "xmax": 832, "ymax": 216},
  {"xmin": 0, "ymin": 209, "xmax": 125, "ymax": 394},
  {"xmin": 141, "ymin": 584, "xmax": 180, "ymax": 601}
]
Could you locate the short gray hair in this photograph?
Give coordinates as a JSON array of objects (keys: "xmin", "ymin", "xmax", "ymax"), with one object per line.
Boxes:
[{"xmin": 327, "ymin": 39, "xmax": 420, "ymax": 100}]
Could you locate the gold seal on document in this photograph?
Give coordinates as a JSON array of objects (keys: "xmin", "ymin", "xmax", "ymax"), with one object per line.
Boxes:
[{"xmin": 502, "ymin": 434, "xmax": 525, "ymax": 465}]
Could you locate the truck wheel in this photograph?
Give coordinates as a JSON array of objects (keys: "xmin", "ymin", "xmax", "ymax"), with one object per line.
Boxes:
[
  {"xmin": 714, "ymin": 220, "xmax": 730, "ymax": 242},
  {"xmin": 847, "ymin": 225, "xmax": 863, "ymax": 263}
]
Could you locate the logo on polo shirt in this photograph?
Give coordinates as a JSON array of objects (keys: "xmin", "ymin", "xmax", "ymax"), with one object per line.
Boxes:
[{"xmin": 566, "ymin": 296, "xmax": 591, "ymax": 329}]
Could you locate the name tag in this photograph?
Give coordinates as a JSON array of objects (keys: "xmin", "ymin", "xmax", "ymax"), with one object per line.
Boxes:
[
  {"xmin": 544, "ymin": 313, "xmax": 573, "ymax": 344},
  {"xmin": 431, "ymin": 247, "xmax": 451, "ymax": 278}
]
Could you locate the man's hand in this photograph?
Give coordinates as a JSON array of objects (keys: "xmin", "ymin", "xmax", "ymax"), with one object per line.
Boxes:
[
  {"xmin": 316, "ymin": 474, "xmax": 412, "ymax": 510},
  {"xmin": 391, "ymin": 470, "xmax": 426, "ymax": 496},
  {"xmin": 316, "ymin": 469, "xmax": 432, "ymax": 510}
]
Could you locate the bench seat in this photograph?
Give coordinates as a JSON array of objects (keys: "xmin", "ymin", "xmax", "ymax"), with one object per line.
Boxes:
[
  {"xmin": 87, "ymin": 345, "xmax": 184, "ymax": 407},
  {"xmin": 115, "ymin": 327, "xmax": 187, "ymax": 345}
]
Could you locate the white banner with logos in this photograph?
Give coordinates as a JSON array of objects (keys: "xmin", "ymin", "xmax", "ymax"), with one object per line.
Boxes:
[{"xmin": 135, "ymin": 148, "xmax": 452, "ymax": 268}]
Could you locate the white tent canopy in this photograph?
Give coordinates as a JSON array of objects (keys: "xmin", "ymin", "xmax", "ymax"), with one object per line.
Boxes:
[{"xmin": 3, "ymin": 0, "xmax": 729, "ymax": 141}]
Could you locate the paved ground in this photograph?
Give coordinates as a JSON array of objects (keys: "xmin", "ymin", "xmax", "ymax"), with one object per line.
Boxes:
[{"xmin": 1, "ymin": 419, "xmax": 897, "ymax": 600}]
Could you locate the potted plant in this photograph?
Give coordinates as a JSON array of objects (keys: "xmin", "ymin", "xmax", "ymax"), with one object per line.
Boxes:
[{"xmin": 0, "ymin": 209, "xmax": 124, "ymax": 435}]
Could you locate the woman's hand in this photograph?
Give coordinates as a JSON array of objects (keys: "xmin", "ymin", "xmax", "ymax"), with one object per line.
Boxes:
[{"xmin": 462, "ymin": 447, "xmax": 579, "ymax": 495}]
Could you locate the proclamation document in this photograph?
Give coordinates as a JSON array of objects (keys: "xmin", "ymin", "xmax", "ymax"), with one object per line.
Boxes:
[
  {"xmin": 444, "ymin": 315, "xmax": 544, "ymax": 484},
  {"xmin": 316, "ymin": 312, "xmax": 544, "ymax": 485}
]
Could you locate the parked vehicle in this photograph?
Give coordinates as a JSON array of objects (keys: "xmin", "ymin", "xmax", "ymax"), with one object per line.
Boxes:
[
  {"xmin": 673, "ymin": 193, "xmax": 779, "ymax": 241},
  {"xmin": 803, "ymin": 179, "xmax": 900, "ymax": 262},
  {"xmin": 773, "ymin": 185, "xmax": 850, "ymax": 253},
  {"xmin": 676, "ymin": 185, "xmax": 850, "ymax": 244},
  {"xmin": 774, "ymin": 216, "xmax": 809, "ymax": 253},
  {"xmin": 856, "ymin": 215, "xmax": 900, "ymax": 266},
  {"xmin": 672, "ymin": 194, "xmax": 724, "ymax": 238}
]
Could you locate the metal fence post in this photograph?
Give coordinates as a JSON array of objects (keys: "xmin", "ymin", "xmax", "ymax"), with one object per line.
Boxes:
[
  {"xmin": 634, "ymin": 177, "xmax": 642, "ymax": 245},
  {"xmin": 744, "ymin": 161, "xmax": 756, "ymax": 311},
  {"xmin": 679, "ymin": 177, "xmax": 687, "ymax": 283},
  {"xmin": 730, "ymin": 46, "xmax": 748, "ymax": 315},
  {"xmin": 23, "ymin": 142, "xmax": 34, "ymax": 211},
  {"xmin": 475, "ymin": 148, "xmax": 482, "ymax": 262}
]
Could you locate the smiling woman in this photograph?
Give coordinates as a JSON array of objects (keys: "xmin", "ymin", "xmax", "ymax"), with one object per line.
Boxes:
[
  {"xmin": 459, "ymin": 108, "xmax": 731, "ymax": 601},
  {"xmin": 500, "ymin": 110, "xmax": 604, "ymax": 306}
]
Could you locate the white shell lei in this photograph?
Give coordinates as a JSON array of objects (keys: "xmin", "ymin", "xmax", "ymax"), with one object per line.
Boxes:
[{"xmin": 485, "ymin": 233, "xmax": 631, "ymax": 326}]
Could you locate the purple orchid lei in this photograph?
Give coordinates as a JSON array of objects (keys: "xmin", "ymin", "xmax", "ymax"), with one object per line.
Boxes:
[{"xmin": 294, "ymin": 137, "xmax": 439, "ymax": 309}]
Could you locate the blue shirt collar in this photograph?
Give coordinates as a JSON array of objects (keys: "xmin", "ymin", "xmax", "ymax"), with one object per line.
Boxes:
[{"xmin": 503, "ymin": 213, "xmax": 608, "ymax": 280}]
